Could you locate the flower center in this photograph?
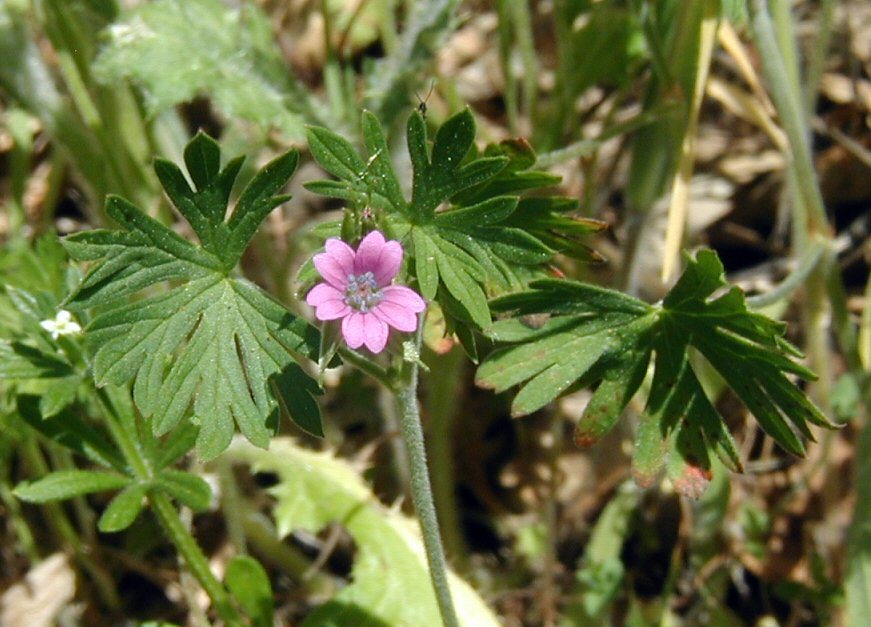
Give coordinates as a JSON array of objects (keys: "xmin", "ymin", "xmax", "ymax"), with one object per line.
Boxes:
[{"xmin": 344, "ymin": 271, "xmax": 383, "ymax": 312}]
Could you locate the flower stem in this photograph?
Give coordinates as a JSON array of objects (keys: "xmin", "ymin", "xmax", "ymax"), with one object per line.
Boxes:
[
  {"xmin": 150, "ymin": 492, "xmax": 241, "ymax": 625},
  {"xmin": 395, "ymin": 326, "xmax": 460, "ymax": 627}
]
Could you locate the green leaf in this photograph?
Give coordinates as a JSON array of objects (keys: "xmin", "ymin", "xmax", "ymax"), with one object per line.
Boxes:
[
  {"xmin": 153, "ymin": 422, "xmax": 200, "ymax": 470},
  {"xmin": 64, "ymin": 134, "xmax": 323, "ymax": 460},
  {"xmin": 477, "ymin": 249, "xmax": 832, "ymax": 496},
  {"xmin": 17, "ymin": 395, "xmax": 125, "ymax": 471},
  {"xmin": 14, "ymin": 470, "xmax": 130, "ymax": 503},
  {"xmin": 153, "ymin": 470, "xmax": 212, "ymax": 512},
  {"xmin": 306, "ymin": 110, "xmax": 598, "ymax": 338},
  {"xmin": 93, "ymin": 0, "xmax": 321, "ymax": 140},
  {"xmin": 98, "ymin": 482, "xmax": 149, "ymax": 532},
  {"xmin": 407, "ymin": 109, "xmax": 508, "ymax": 219},
  {"xmin": 0, "ymin": 340, "xmax": 73, "ymax": 379},
  {"xmin": 225, "ymin": 438, "xmax": 501, "ymax": 627},
  {"xmin": 225, "ymin": 556, "xmax": 274, "ymax": 627},
  {"xmin": 412, "ymin": 228, "xmax": 439, "ymax": 300}
]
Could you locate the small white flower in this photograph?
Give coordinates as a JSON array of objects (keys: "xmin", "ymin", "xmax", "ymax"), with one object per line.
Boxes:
[{"xmin": 40, "ymin": 310, "xmax": 82, "ymax": 340}]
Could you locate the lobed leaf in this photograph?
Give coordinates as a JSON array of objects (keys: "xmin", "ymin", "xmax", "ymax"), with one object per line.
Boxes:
[
  {"xmin": 64, "ymin": 134, "xmax": 324, "ymax": 459},
  {"xmin": 305, "ymin": 109, "xmax": 604, "ymax": 338},
  {"xmin": 477, "ymin": 249, "xmax": 832, "ymax": 496}
]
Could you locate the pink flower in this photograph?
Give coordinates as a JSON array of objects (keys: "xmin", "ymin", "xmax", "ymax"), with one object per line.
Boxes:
[{"xmin": 306, "ymin": 231, "xmax": 426, "ymax": 354}]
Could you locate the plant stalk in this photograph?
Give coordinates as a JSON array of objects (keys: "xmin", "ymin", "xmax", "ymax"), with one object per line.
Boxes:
[{"xmin": 395, "ymin": 324, "xmax": 460, "ymax": 627}]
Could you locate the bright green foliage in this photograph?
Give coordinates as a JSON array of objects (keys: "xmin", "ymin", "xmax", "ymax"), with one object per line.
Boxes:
[
  {"xmin": 63, "ymin": 133, "xmax": 323, "ymax": 460},
  {"xmin": 0, "ymin": 236, "xmax": 85, "ymax": 417},
  {"xmin": 305, "ymin": 109, "xmax": 603, "ymax": 351},
  {"xmin": 226, "ymin": 438, "xmax": 501, "ymax": 627},
  {"xmin": 225, "ymin": 556, "xmax": 275, "ymax": 627},
  {"xmin": 14, "ymin": 388, "xmax": 214, "ymax": 533},
  {"xmin": 477, "ymin": 250, "xmax": 833, "ymax": 496},
  {"xmin": 93, "ymin": 0, "xmax": 321, "ymax": 140},
  {"xmin": 14, "ymin": 469, "xmax": 131, "ymax": 502}
]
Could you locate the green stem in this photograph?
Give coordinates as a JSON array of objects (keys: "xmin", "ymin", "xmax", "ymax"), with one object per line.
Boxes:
[
  {"xmin": 395, "ymin": 325, "xmax": 460, "ymax": 627},
  {"xmin": 151, "ymin": 492, "xmax": 241, "ymax": 625},
  {"xmin": 337, "ymin": 346, "xmax": 395, "ymax": 390},
  {"xmin": 94, "ymin": 387, "xmax": 243, "ymax": 625},
  {"xmin": 746, "ymin": 240, "xmax": 827, "ymax": 309},
  {"xmin": 748, "ymin": 0, "xmax": 830, "ymax": 236},
  {"xmin": 242, "ymin": 510, "xmax": 335, "ymax": 595}
]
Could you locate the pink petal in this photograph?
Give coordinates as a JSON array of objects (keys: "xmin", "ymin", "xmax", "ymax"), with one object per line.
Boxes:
[
  {"xmin": 381, "ymin": 285, "xmax": 426, "ymax": 313},
  {"xmin": 325, "ymin": 239, "xmax": 356, "ymax": 275},
  {"xmin": 362, "ymin": 314, "xmax": 389, "ymax": 353},
  {"xmin": 372, "ymin": 301, "xmax": 419, "ymax": 332},
  {"xmin": 313, "ymin": 300, "xmax": 351, "ymax": 321},
  {"xmin": 354, "ymin": 231, "xmax": 387, "ymax": 274},
  {"xmin": 313, "ymin": 254, "xmax": 348, "ymax": 289},
  {"xmin": 341, "ymin": 312, "xmax": 366, "ymax": 349},
  {"xmin": 305, "ymin": 283, "xmax": 343, "ymax": 307},
  {"xmin": 313, "ymin": 238, "xmax": 355, "ymax": 289},
  {"xmin": 372, "ymin": 240, "xmax": 403, "ymax": 285}
]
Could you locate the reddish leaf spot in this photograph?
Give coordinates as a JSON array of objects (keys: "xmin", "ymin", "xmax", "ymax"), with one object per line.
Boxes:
[{"xmin": 673, "ymin": 464, "xmax": 712, "ymax": 499}]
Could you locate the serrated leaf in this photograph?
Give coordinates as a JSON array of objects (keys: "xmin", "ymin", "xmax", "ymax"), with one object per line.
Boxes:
[
  {"xmin": 64, "ymin": 135, "xmax": 323, "ymax": 460},
  {"xmin": 225, "ymin": 438, "xmax": 501, "ymax": 627},
  {"xmin": 14, "ymin": 470, "xmax": 130, "ymax": 503},
  {"xmin": 478, "ymin": 249, "xmax": 830, "ymax": 494},
  {"xmin": 154, "ymin": 470, "xmax": 212, "ymax": 511},
  {"xmin": 98, "ymin": 482, "xmax": 149, "ymax": 532},
  {"xmin": 225, "ymin": 556, "xmax": 274, "ymax": 627},
  {"xmin": 93, "ymin": 0, "xmax": 318, "ymax": 139}
]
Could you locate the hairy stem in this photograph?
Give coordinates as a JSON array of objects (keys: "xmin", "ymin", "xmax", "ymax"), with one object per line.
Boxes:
[{"xmin": 395, "ymin": 324, "xmax": 460, "ymax": 627}]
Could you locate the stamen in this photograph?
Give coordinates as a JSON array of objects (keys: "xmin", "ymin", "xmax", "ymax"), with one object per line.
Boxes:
[{"xmin": 344, "ymin": 271, "xmax": 383, "ymax": 312}]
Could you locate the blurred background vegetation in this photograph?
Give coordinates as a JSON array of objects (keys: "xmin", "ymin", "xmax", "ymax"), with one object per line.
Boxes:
[{"xmin": 1, "ymin": 0, "xmax": 870, "ymax": 625}]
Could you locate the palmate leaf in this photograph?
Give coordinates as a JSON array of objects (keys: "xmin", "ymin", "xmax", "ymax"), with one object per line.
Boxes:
[
  {"xmin": 476, "ymin": 249, "xmax": 834, "ymax": 497},
  {"xmin": 63, "ymin": 133, "xmax": 322, "ymax": 460},
  {"xmin": 304, "ymin": 109, "xmax": 604, "ymax": 343}
]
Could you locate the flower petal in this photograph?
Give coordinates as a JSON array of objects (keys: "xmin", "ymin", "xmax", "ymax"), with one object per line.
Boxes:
[
  {"xmin": 362, "ymin": 313, "xmax": 389, "ymax": 353},
  {"xmin": 341, "ymin": 312, "xmax": 366, "ymax": 349},
  {"xmin": 324, "ymin": 238, "xmax": 356, "ymax": 274},
  {"xmin": 372, "ymin": 240, "xmax": 403, "ymax": 285},
  {"xmin": 354, "ymin": 231, "xmax": 386, "ymax": 275},
  {"xmin": 372, "ymin": 301, "xmax": 419, "ymax": 332},
  {"xmin": 305, "ymin": 283, "xmax": 344, "ymax": 307},
  {"xmin": 381, "ymin": 285, "xmax": 426, "ymax": 313},
  {"xmin": 313, "ymin": 299, "xmax": 351, "ymax": 321},
  {"xmin": 313, "ymin": 254, "xmax": 349, "ymax": 289}
]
